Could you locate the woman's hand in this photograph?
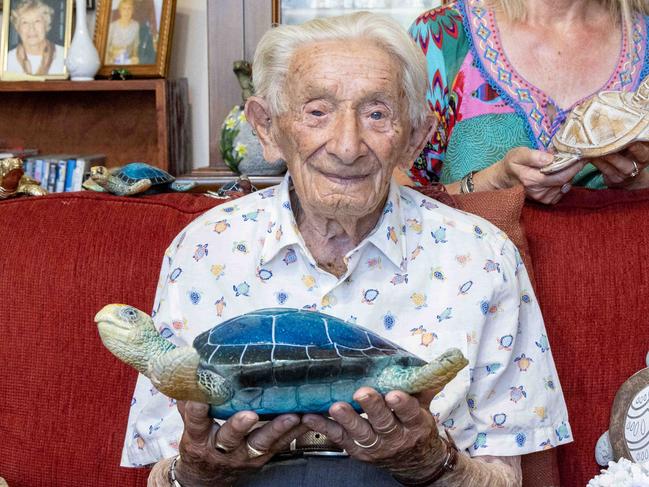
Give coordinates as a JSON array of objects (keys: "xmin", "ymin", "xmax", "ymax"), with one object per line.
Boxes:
[
  {"xmin": 588, "ymin": 142, "xmax": 649, "ymax": 189},
  {"xmin": 487, "ymin": 147, "xmax": 587, "ymax": 204},
  {"xmin": 302, "ymin": 387, "xmax": 447, "ymax": 482},
  {"xmin": 173, "ymin": 401, "xmax": 309, "ymax": 486}
]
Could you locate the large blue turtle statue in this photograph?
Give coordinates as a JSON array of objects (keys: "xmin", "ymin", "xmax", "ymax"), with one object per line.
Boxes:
[{"xmin": 96, "ymin": 306, "xmax": 468, "ymax": 419}]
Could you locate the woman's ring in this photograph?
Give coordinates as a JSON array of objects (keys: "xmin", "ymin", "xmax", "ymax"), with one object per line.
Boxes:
[
  {"xmin": 246, "ymin": 441, "xmax": 268, "ymax": 458},
  {"xmin": 630, "ymin": 160, "xmax": 640, "ymax": 178},
  {"xmin": 353, "ymin": 435, "xmax": 380, "ymax": 449},
  {"xmin": 560, "ymin": 183, "xmax": 571, "ymax": 194}
]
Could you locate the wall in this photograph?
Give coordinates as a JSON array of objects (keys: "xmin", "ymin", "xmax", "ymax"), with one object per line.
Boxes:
[{"xmin": 169, "ymin": 0, "xmax": 208, "ymax": 169}]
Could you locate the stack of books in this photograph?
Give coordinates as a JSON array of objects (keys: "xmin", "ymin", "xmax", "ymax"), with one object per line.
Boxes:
[{"xmin": 21, "ymin": 154, "xmax": 107, "ymax": 193}]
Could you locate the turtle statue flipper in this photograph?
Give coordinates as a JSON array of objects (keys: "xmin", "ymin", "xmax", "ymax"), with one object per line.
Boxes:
[{"xmin": 376, "ymin": 348, "xmax": 468, "ymax": 395}]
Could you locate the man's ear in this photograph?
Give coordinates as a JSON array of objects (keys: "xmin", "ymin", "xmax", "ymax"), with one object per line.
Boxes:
[
  {"xmin": 244, "ymin": 96, "xmax": 283, "ymax": 162},
  {"xmin": 398, "ymin": 113, "xmax": 437, "ymax": 171}
]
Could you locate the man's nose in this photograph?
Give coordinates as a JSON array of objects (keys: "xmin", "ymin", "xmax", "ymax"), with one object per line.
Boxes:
[{"xmin": 325, "ymin": 111, "xmax": 367, "ymax": 164}]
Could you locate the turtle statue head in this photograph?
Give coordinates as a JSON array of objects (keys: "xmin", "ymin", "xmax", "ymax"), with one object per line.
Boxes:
[
  {"xmin": 95, "ymin": 304, "xmax": 161, "ymax": 375},
  {"xmin": 90, "ymin": 166, "xmax": 110, "ymax": 186}
]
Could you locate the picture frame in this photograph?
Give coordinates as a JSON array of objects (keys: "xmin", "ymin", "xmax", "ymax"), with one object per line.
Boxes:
[
  {"xmin": 609, "ymin": 367, "xmax": 649, "ymax": 464},
  {"xmin": 93, "ymin": 0, "xmax": 176, "ymax": 78},
  {"xmin": 0, "ymin": 0, "xmax": 73, "ymax": 80}
]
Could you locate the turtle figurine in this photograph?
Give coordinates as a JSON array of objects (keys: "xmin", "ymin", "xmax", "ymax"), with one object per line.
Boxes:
[
  {"xmin": 0, "ymin": 157, "xmax": 47, "ymax": 199},
  {"xmin": 95, "ymin": 305, "xmax": 468, "ymax": 419},
  {"xmin": 83, "ymin": 162, "xmax": 196, "ymax": 196},
  {"xmin": 541, "ymin": 75, "xmax": 649, "ymax": 174}
]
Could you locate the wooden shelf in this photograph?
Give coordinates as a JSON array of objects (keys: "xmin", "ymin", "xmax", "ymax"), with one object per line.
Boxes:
[{"xmin": 0, "ymin": 79, "xmax": 191, "ymax": 174}]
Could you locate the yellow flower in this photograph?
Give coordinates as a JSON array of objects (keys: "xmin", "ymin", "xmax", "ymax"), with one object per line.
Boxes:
[
  {"xmin": 225, "ymin": 118, "xmax": 236, "ymax": 129},
  {"xmin": 234, "ymin": 143, "xmax": 248, "ymax": 157},
  {"xmin": 238, "ymin": 111, "xmax": 247, "ymax": 123}
]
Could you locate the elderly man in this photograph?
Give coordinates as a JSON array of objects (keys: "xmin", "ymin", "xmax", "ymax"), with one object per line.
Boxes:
[{"xmin": 125, "ymin": 12, "xmax": 572, "ymax": 486}]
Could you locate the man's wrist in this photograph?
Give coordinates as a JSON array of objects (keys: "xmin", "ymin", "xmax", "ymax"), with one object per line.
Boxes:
[
  {"xmin": 171, "ymin": 455, "xmax": 237, "ymax": 487},
  {"xmin": 390, "ymin": 435, "xmax": 459, "ymax": 486}
]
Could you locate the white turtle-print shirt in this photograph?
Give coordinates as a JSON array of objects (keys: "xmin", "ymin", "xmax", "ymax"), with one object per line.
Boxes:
[{"xmin": 121, "ymin": 174, "xmax": 572, "ymax": 466}]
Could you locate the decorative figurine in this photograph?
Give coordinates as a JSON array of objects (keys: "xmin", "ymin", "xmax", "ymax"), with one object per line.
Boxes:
[
  {"xmin": 95, "ymin": 305, "xmax": 468, "ymax": 419},
  {"xmin": 219, "ymin": 60, "xmax": 287, "ymax": 176},
  {"xmin": 542, "ymin": 76, "xmax": 649, "ymax": 174},
  {"xmin": 207, "ymin": 174, "xmax": 258, "ymax": 200},
  {"xmin": 0, "ymin": 158, "xmax": 47, "ymax": 199},
  {"xmin": 83, "ymin": 162, "xmax": 193, "ymax": 196}
]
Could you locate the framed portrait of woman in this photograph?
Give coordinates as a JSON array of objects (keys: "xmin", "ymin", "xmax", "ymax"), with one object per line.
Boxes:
[
  {"xmin": 0, "ymin": 0, "xmax": 73, "ymax": 80},
  {"xmin": 94, "ymin": 0, "xmax": 176, "ymax": 78}
]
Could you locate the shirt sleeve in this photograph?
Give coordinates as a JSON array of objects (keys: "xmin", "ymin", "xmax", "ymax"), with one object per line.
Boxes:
[
  {"xmin": 450, "ymin": 236, "xmax": 572, "ymax": 456},
  {"xmin": 120, "ymin": 234, "xmax": 187, "ymax": 467}
]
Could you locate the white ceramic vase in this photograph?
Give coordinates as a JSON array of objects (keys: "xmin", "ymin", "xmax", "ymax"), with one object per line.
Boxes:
[{"xmin": 65, "ymin": 0, "xmax": 100, "ymax": 81}]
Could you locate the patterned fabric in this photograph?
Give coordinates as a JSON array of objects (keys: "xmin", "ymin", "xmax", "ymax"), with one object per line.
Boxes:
[
  {"xmin": 408, "ymin": 0, "xmax": 649, "ymax": 189},
  {"xmin": 121, "ymin": 174, "xmax": 571, "ymax": 466}
]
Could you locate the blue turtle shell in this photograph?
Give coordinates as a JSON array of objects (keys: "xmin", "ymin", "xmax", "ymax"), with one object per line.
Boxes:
[
  {"xmin": 192, "ymin": 308, "xmax": 426, "ymax": 419},
  {"xmin": 114, "ymin": 162, "xmax": 174, "ymax": 186}
]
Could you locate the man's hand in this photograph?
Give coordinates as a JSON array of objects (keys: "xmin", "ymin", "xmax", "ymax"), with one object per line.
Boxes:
[
  {"xmin": 302, "ymin": 387, "xmax": 447, "ymax": 481},
  {"xmin": 174, "ymin": 401, "xmax": 309, "ymax": 486}
]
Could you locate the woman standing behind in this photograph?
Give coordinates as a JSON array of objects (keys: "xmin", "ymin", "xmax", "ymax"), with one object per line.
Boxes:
[
  {"xmin": 407, "ymin": 0, "xmax": 649, "ymax": 203},
  {"xmin": 105, "ymin": 0, "xmax": 140, "ymax": 65}
]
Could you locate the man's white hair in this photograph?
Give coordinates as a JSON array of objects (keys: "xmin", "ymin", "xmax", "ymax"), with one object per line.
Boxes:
[{"xmin": 252, "ymin": 11, "xmax": 430, "ymax": 130}]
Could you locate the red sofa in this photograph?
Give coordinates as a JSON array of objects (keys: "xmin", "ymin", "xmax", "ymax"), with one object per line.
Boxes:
[{"xmin": 1, "ymin": 188, "xmax": 648, "ymax": 486}]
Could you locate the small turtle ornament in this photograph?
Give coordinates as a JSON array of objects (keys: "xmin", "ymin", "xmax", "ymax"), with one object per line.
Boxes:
[
  {"xmin": 84, "ymin": 162, "xmax": 194, "ymax": 196},
  {"xmin": 0, "ymin": 158, "xmax": 47, "ymax": 199},
  {"xmin": 541, "ymin": 75, "xmax": 649, "ymax": 174},
  {"xmin": 96, "ymin": 305, "xmax": 468, "ymax": 419}
]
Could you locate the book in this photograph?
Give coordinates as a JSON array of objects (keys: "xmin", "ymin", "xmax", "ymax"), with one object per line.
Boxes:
[{"xmin": 64, "ymin": 158, "xmax": 77, "ymax": 192}]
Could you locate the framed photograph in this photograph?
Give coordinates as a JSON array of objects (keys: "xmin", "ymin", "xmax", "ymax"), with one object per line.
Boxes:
[
  {"xmin": 272, "ymin": 0, "xmax": 441, "ymax": 30},
  {"xmin": 610, "ymin": 367, "xmax": 649, "ymax": 464},
  {"xmin": 0, "ymin": 0, "xmax": 73, "ymax": 80},
  {"xmin": 94, "ymin": 0, "xmax": 176, "ymax": 78}
]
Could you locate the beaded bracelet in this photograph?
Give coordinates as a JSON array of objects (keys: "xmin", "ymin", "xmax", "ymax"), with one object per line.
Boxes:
[{"xmin": 392, "ymin": 436, "xmax": 459, "ymax": 486}]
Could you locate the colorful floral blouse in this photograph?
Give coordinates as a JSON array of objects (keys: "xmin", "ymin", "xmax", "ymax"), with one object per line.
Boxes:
[{"xmin": 408, "ymin": 0, "xmax": 649, "ymax": 188}]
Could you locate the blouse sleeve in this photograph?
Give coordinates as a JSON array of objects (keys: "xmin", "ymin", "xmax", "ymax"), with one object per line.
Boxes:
[{"xmin": 408, "ymin": 6, "xmax": 468, "ymax": 185}]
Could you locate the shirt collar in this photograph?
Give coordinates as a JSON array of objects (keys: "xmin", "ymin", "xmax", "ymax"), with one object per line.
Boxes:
[{"xmin": 259, "ymin": 174, "xmax": 408, "ymax": 272}]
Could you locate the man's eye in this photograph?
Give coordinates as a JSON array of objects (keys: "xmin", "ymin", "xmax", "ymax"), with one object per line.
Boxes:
[
  {"xmin": 370, "ymin": 111, "xmax": 384, "ymax": 120},
  {"xmin": 310, "ymin": 110, "xmax": 325, "ymax": 117}
]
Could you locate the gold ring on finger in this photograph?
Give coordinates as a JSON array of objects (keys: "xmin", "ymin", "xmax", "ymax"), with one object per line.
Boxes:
[
  {"xmin": 353, "ymin": 435, "xmax": 379, "ymax": 449},
  {"xmin": 215, "ymin": 440, "xmax": 233, "ymax": 454},
  {"xmin": 376, "ymin": 423, "xmax": 399, "ymax": 435},
  {"xmin": 246, "ymin": 441, "xmax": 268, "ymax": 459},
  {"xmin": 630, "ymin": 160, "xmax": 640, "ymax": 178}
]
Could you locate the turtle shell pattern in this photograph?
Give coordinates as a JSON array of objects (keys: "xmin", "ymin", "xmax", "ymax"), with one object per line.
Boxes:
[
  {"xmin": 193, "ymin": 308, "xmax": 426, "ymax": 419},
  {"xmin": 114, "ymin": 162, "xmax": 175, "ymax": 186}
]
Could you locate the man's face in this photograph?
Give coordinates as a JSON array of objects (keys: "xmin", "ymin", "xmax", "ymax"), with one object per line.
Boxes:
[
  {"xmin": 272, "ymin": 40, "xmax": 416, "ymax": 219},
  {"xmin": 17, "ymin": 9, "xmax": 47, "ymax": 49}
]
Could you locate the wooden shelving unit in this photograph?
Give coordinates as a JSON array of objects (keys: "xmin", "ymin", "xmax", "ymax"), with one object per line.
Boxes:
[{"xmin": 0, "ymin": 79, "xmax": 190, "ymax": 175}]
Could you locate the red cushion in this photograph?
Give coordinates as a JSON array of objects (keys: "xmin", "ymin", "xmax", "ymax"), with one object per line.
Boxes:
[
  {"xmin": 523, "ymin": 187, "xmax": 649, "ymax": 487},
  {"xmin": 0, "ymin": 192, "xmax": 222, "ymax": 486}
]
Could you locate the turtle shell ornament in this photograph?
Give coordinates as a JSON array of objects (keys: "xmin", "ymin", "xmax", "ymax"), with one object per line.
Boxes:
[
  {"xmin": 95, "ymin": 305, "xmax": 468, "ymax": 419},
  {"xmin": 84, "ymin": 162, "xmax": 194, "ymax": 196},
  {"xmin": 541, "ymin": 76, "xmax": 649, "ymax": 174}
]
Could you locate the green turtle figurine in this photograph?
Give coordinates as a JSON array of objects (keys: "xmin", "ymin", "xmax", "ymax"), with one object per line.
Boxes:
[
  {"xmin": 83, "ymin": 162, "xmax": 195, "ymax": 196},
  {"xmin": 95, "ymin": 305, "xmax": 468, "ymax": 419}
]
